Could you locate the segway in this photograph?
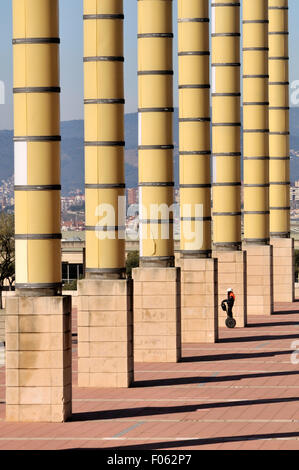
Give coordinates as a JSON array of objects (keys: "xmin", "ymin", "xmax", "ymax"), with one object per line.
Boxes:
[{"xmin": 221, "ymin": 300, "xmax": 236, "ymax": 329}]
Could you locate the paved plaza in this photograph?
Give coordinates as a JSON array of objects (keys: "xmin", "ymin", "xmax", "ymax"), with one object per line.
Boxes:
[{"xmin": 0, "ymin": 302, "xmax": 299, "ymax": 450}]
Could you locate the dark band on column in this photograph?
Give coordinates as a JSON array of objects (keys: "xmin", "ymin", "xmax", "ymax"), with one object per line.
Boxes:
[
  {"xmin": 138, "ymin": 70, "xmax": 173, "ymax": 75},
  {"xmin": 83, "ymin": 14, "xmax": 124, "ymax": 20},
  {"xmin": 244, "ymin": 211, "xmax": 270, "ymax": 215},
  {"xmin": 14, "ymin": 136, "xmax": 61, "ymax": 142},
  {"xmin": 139, "ymin": 107, "xmax": 174, "ymax": 112},
  {"xmin": 138, "ymin": 145, "xmax": 174, "ymax": 150},
  {"xmin": 179, "ymin": 84, "xmax": 210, "ymax": 89},
  {"xmin": 15, "ymin": 234, "xmax": 62, "ymax": 240},
  {"xmin": 84, "ymin": 99, "xmax": 125, "ymax": 104},
  {"xmin": 138, "ymin": 33, "xmax": 173, "ymax": 38},
  {"xmin": 84, "ymin": 56, "xmax": 124, "ymax": 62},
  {"xmin": 244, "ymin": 183, "xmax": 269, "ymax": 187},
  {"xmin": 179, "ymin": 117, "xmax": 210, "ymax": 122},
  {"xmin": 14, "ymin": 185, "xmax": 61, "ymax": 191},
  {"xmin": 13, "ymin": 87, "xmax": 60, "ymax": 93},
  {"xmin": 12, "ymin": 38, "xmax": 60, "ymax": 44},
  {"xmin": 178, "ymin": 18, "xmax": 209, "ymax": 23},
  {"xmin": 178, "ymin": 51, "xmax": 209, "ymax": 56},
  {"xmin": 213, "ymin": 182, "xmax": 241, "ymax": 187},
  {"xmin": 180, "ymin": 151, "xmax": 211, "ymax": 155},
  {"xmin": 85, "ymin": 141, "xmax": 125, "ymax": 147},
  {"xmin": 15, "ymin": 282, "xmax": 62, "ymax": 289},
  {"xmin": 180, "ymin": 183, "xmax": 211, "ymax": 188}
]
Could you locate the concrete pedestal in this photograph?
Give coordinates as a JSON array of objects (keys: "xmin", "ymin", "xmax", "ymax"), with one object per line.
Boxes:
[
  {"xmin": 243, "ymin": 244, "xmax": 274, "ymax": 316},
  {"xmin": 5, "ymin": 296, "xmax": 72, "ymax": 422},
  {"xmin": 213, "ymin": 251, "xmax": 247, "ymax": 328},
  {"xmin": 271, "ymin": 238, "xmax": 294, "ymax": 303},
  {"xmin": 133, "ymin": 267, "xmax": 181, "ymax": 362},
  {"xmin": 77, "ymin": 279, "xmax": 133, "ymax": 388},
  {"xmin": 180, "ymin": 258, "xmax": 218, "ymax": 343}
]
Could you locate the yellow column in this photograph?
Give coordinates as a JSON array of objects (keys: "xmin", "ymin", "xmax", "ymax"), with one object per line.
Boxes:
[
  {"xmin": 78, "ymin": 0, "xmax": 133, "ymax": 388},
  {"xmin": 134, "ymin": 0, "xmax": 180, "ymax": 362},
  {"xmin": 212, "ymin": 0, "xmax": 241, "ymax": 250},
  {"xmin": 211, "ymin": 0, "xmax": 246, "ymax": 328},
  {"xmin": 243, "ymin": 0, "xmax": 273, "ymax": 315},
  {"xmin": 7, "ymin": 0, "xmax": 72, "ymax": 423},
  {"xmin": 269, "ymin": 0, "xmax": 289, "ymax": 235},
  {"xmin": 84, "ymin": 0, "xmax": 125, "ymax": 279},
  {"xmin": 243, "ymin": 0, "xmax": 269, "ymax": 244},
  {"xmin": 269, "ymin": 0, "xmax": 294, "ymax": 302},
  {"xmin": 178, "ymin": 0, "xmax": 218, "ymax": 343},
  {"xmin": 138, "ymin": 0, "xmax": 174, "ymax": 267},
  {"xmin": 13, "ymin": 0, "xmax": 61, "ymax": 294},
  {"xmin": 178, "ymin": 0, "xmax": 211, "ymax": 257}
]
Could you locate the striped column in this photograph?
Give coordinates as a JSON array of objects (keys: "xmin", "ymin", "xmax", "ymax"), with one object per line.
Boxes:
[
  {"xmin": 178, "ymin": 0, "xmax": 211, "ymax": 258},
  {"xmin": 13, "ymin": 0, "xmax": 61, "ymax": 294},
  {"xmin": 83, "ymin": 0, "xmax": 125, "ymax": 279},
  {"xmin": 138, "ymin": 0, "xmax": 174, "ymax": 267},
  {"xmin": 269, "ymin": 0, "xmax": 294, "ymax": 303},
  {"xmin": 133, "ymin": 0, "xmax": 180, "ymax": 363},
  {"xmin": 78, "ymin": 1, "xmax": 133, "ymax": 388},
  {"xmin": 7, "ymin": 0, "xmax": 72, "ymax": 423},
  {"xmin": 177, "ymin": 0, "xmax": 218, "ymax": 343},
  {"xmin": 212, "ymin": 0, "xmax": 241, "ymax": 251},
  {"xmin": 269, "ymin": 0, "xmax": 290, "ymax": 237},
  {"xmin": 243, "ymin": 0, "xmax": 269, "ymax": 244},
  {"xmin": 243, "ymin": 0, "xmax": 273, "ymax": 315},
  {"xmin": 211, "ymin": 1, "xmax": 246, "ymax": 328}
]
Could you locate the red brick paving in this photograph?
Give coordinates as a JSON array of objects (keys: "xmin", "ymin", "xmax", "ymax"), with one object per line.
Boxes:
[{"xmin": 0, "ymin": 302, "xmax": 299, "ymax": 450}]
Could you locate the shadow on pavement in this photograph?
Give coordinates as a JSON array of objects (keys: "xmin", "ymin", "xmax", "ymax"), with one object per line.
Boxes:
[{"xmin": 71, "ymin": 396, "xmax": 299, "ymax": 422}]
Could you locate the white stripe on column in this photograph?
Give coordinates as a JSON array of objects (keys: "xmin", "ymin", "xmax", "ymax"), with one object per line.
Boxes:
[{"xmin": 14, "ymin": 141, "xmax": 28, "ymax": 185}]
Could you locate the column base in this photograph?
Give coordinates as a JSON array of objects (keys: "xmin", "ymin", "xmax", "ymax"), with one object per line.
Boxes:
[
  {"xmin": 133, "ymin": 267, "xmax": 181, "ymax": 362},
  {"xmin": 271, "ymin": 237, "xmax": 294, "ymax": 303},
  {"xmin": 243, "ymin": 243, "xmax": 274, "ymax": 316},
  {"xmin": 213, "ymin": 250, "xmax": 247, "ymax": 328},
  {"xmin": 179, "ymin": 257, "xmax": 218, "ymax": 343},
  {"xmin": 77, "ymin": 279, "xmax": 133, "ymax": 388},
  {"xmin": 5, "ymin": 295, "xmax": 72, "ymax": 422}
]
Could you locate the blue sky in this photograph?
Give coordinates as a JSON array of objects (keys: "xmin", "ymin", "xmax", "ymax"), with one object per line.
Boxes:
[{"xmin": 0, "ymin": 0, "xmax": 298, "ymax": 129}]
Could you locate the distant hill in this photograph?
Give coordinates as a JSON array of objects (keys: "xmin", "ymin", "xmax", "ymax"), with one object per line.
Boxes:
[{"xmin": 0, "ymin": 108, "xmax": 299, "ymax": 194}]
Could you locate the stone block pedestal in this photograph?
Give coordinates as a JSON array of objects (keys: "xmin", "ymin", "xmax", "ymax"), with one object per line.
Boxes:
[
  {"xmin": 271, "ymin": 237, "xmax": 294, "ymax": 303},
  {"xmin": 180, "ymin": 257, "xmax": 218, "ymax": 343},
  {"xmin": 213, "ymin": 250, "xmax": 247, "ymax": 328},
  {"xmin": 5, "ymin": 295, "xmax": 72, "ymax": 422},
  {"xmin": 243, "ymin": 243, "xmax": 273, "ymax": 316},
  {"xmin": 133, "ymin": 267, "xmax": 181, "ymax": 362},
  {"xmin": 77, "ymin": 279, "xmax": 133, "ymax": 387}
]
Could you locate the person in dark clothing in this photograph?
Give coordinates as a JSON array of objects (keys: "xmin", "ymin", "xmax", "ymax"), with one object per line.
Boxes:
[{"xmin": 221, "ymin": 288, "xmax": 236, "ymax": 328}]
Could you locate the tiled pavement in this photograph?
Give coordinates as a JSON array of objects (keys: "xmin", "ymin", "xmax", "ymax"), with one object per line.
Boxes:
[{"xmin": 0, "ymin": 302, "xmax": 299, "ymax": 450}]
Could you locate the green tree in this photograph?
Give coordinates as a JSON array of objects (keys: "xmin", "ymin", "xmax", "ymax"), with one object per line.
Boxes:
[
  {"xmin": 126, "ymin": 251, "xmax": 139, "ymax": 279},
  {"xmin": 0, "ymin": 213, "xmax": 15, "ymax": 309}
]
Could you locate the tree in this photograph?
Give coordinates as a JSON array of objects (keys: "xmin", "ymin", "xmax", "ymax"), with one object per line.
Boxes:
[
  {"xmin": 126, "ymin": 250, "xmax": 139, "ymax": 279},
  {"xmin": 0, "ymin": 213, "xmax": 15, "ymax": 309}
]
